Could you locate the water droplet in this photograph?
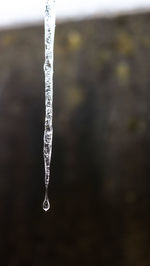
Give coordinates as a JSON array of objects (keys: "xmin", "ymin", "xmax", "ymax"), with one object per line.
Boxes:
[{"xmin": 43, "ymin": 197, "xmax": 50, "ymax": 212}]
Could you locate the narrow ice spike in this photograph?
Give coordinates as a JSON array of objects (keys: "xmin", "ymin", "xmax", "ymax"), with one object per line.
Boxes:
[{"xmin": 43, "ymin": 0, "xmax": 56, "ymax": 211}]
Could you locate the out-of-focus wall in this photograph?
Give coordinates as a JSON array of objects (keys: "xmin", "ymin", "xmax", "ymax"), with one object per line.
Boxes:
[{"xmin": 0, "ymin": 12, "xmax": 150, "ymax": 266}]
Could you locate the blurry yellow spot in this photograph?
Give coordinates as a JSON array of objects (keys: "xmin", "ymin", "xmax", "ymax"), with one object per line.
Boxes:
[
  {"xmin": 1, "ymin": 34, "xmax": 16, "ymax": 47},
  {"xmin": 67, "ymin": 31, "xmax": 82, "ymax": 50},
  {"xmin": 116, "ymin": 62, "xmax": 130, "ymax": 82},
  {"xmin": 117, "ymin": 32, "xmax": 134, "ymax": 55},
  {"xmin": 67, "ymin": 86, "xmax": 84, "ymax": 111}
]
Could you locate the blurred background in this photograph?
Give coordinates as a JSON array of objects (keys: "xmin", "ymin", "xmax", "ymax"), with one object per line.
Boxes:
[{"xmin": 0, "ymin": 1, "xmax": 150, "ymax": 266}]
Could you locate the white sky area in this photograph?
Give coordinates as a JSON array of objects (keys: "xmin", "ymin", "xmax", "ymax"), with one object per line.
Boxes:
[{"xmin": 0, "ymin": 0, "xmax": 150, "ymax": 28}]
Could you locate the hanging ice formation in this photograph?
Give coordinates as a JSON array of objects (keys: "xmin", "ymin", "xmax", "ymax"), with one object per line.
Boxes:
[{"xmin": 43, "ymin": 0, "xmax": 56, "ymax": 211}]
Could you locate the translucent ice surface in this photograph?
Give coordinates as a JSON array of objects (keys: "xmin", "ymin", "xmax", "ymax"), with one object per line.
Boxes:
[{"xmin": 43, "ymin": 0, "xmax": 56, "ymax": 211}]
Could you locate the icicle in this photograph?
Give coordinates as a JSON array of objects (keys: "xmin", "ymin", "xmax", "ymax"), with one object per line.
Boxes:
[{"xmin": 43, "ymin": 0, "xmax": 56, "ymax": 211}]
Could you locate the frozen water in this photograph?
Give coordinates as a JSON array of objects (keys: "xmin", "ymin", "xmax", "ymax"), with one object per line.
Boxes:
[
  {"xmin": 43, "ymin": 0, "xmax": 56, "ymax": 211},
  {"xmin": 43, "ymin": 188, "xmax": 50, "ymax": 211}
]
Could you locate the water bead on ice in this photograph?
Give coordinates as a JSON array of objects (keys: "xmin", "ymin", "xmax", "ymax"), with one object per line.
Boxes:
[
  {"xmin": 43, "ymin": 199, "xmax": 50, "ymax": 212},
  {"xmin": 43, "ymin": 188, "xmax": 50, "ymax": 211}
]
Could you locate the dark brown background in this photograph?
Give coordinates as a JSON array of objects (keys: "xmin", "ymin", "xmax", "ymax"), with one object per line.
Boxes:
[{"xmin": 0, "ymin": 12, "xmax": 150, "ymax": 266}]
